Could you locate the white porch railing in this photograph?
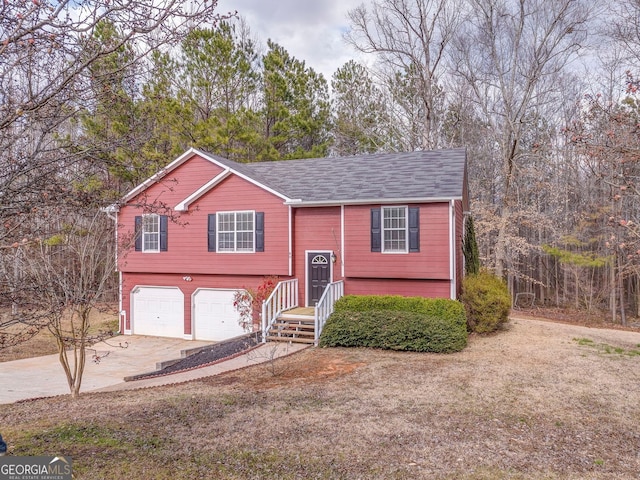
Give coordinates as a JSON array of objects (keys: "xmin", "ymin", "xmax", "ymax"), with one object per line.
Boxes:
[
  {"xmin": 314, "ymin": 280, "xmax": 344, "ymax": 344},
  {"xmin": 261, "ymin": 279, "xmax": 298, "ymax": 343}
]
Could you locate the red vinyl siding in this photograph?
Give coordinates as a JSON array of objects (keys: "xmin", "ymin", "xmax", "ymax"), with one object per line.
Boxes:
[
  {"xmin": 343, "ymin": 203, "xmax": 451, "ymax": 279},
  {"xmin": 130, "ymin": 155, "xmax": 225, "ymax": 207},
  {"xmin": 292, "ymin": 206, "xmax": 343, "ymax": 305},
  {"xmin": 345, "ymin": 278, "xmax": 452, "ymax": 298},
  {"xmin": 119, "ymin": 172, "xmax": 290, "ymax": 276}
]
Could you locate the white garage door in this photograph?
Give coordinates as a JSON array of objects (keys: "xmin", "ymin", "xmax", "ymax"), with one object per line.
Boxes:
[
  {"xmin": 193, "ymin": 289, "xmax": 247, "ymax": 341},
  {"xmin": 132, "ymin": 287, "xmax": 184, "ymax": 338}
]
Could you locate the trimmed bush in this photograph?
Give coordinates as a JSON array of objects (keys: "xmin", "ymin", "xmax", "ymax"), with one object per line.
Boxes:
[
  {"xmin": 461, "ymin": 270, "xmax": 511, "ymax": 334},
  {"xmin": 334, "ymin": 294, "xmax": 465, "ymax": 319},
  {"xmin": 320, "ymin": 295, "xmax": 467, "ymax": 353}
]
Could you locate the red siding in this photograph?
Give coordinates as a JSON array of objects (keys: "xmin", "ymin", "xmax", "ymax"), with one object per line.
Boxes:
[
  {"xmin": 121, "ymin": 272, "xmax": 293, "ymax": 335},
  {"xmin": 343, "ymin": 203, "xmax": 451, "ymax": 279},
  {"xmin": 345, "ymin": 278, "xmax": 452, "ymax": 298},
  {"xmin": 292, "ymin": 206, "xmax": 343, "ymax": 306},
  {"xmin": 130, "ymin": 155, "xmax": 225, "ymax": 207},
  {"xmin": 117, "ymin": 150, "xmax": 468, "ymax": 339},
  {"xmin": 119, "ymin": 172, "xmax": 290, "ymax": 276}
]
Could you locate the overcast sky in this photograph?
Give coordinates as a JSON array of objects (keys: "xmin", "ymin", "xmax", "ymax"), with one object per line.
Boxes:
[{"xmin": 215, "ymin": 0, "xmax": 366, "ymax": 81}]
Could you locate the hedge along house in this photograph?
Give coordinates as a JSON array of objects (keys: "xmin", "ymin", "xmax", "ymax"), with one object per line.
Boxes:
[{"xmin": 112, "ymin": 147, "xmax": 469, "ymax": 344}]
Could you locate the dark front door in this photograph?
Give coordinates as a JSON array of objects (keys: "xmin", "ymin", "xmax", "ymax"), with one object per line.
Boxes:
[{"xmin": 308, "ymin": 252, "xmax": 331, "ymax": 306}]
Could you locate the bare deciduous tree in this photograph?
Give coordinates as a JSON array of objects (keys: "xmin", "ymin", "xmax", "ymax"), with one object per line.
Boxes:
[
  {"xmin": 345, "ymin": 0, "xmax": 463, "ymax": 150},
  {"xmin": 452, "ymin": 0, "xmax": 595, "ymax": 281},
  {"xmin": 20, "ymin": 211, "xmax": 117, "ymax": 398},
  {"xmin": 0, "ymin": 0, "xmax": 221, "ymax": 242},
  {"xmin": 0, "ymin": 0, "xmax": 223, "ymax": 395}
]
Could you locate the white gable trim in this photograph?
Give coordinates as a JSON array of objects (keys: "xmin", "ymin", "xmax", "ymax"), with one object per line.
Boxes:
[
  {"xmin": 122, "ymin": 148, "xmax": 205, "ymax": 203},
  {"xmin": 123, "ymin": 147, "xmax": 292, "ymax": 206},
  {"xmin": 174, "ymin": 169, "xmax": 231, "ymax": 212},
  {"xmin": 218, "ymin": 170, "xmax": 291, "ymax": 203}
]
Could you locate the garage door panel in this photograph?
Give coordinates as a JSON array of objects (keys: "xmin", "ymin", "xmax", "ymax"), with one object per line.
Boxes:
[
  {"xmin": 132, "ymin": 287, "xmax": 184, "ymax": 338},
  {"xmin": 193, "ymin": 289, "xmax": 247, "ymax": 341}
]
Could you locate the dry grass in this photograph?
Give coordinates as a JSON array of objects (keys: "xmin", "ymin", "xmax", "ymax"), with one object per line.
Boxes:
[
  {"xmin": 0, "ymin": 307, "xmax": 119, "ymax": 362},
  {"xmin": 1, "ymin": 316, "xmax": 640, "ymax": 479}
]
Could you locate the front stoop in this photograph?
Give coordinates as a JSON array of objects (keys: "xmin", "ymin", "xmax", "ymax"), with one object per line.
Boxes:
[{"xmin": 266, "ymin": 313, "xmax": 315, "ymax": 344}]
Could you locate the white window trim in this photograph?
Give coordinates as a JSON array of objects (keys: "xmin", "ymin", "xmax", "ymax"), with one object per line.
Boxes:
[
  {"xmin": 217, "ymin": 210, "xmax": 256, "ymax": 254},
  {"xmin": 142, "ymin": 213, "xmax": 160, "ymax": 253},
  {"xmin": 381, "ymin": 205, "xmax": 409, "ymax": 254}
]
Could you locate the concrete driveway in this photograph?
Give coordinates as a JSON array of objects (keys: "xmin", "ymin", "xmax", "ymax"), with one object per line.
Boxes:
[{"xmin": 0, "ymin": 335, "xmax": 212, "ymax": 404}]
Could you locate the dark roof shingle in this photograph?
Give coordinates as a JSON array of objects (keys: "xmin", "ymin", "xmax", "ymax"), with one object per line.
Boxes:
[{"xmin": 211, "ymin": 149, "xmax": 467, "ymax": 203}]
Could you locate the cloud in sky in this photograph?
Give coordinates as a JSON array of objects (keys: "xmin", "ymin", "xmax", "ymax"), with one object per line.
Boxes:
[{"xmin": 216, "ymin": 0, "xmax": 366, "ymax": 80}]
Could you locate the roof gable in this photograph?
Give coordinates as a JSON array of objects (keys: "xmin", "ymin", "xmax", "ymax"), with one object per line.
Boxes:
[{"xmin": 121, "ymin": 148, "xmax": 227, "ymax": 203}]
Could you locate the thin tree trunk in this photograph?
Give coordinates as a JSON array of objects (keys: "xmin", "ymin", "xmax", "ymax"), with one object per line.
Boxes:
[
  {"xmin": 618, "ymin": 257, "xmax": 627, "ymax": 326},
  {"xmin": 611, "ymin": 255, "xmax": 617, "ymax": 323},
  {"xmin": 636, "ymin": 274, "xmax": 640, "ymax": 318}
]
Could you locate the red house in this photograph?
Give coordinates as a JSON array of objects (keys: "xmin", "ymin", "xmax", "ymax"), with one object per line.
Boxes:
[{"xmin": 113, "ymin": 148, "xmax": 469, "ymax": 343}]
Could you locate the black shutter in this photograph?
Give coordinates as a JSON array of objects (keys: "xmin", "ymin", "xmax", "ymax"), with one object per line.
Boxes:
[
  {"xmin": 371, "ymin": 208, "xmax": 381, "ymax": 252},
  {"xmin": 159, "ymin": 215, "xmax": 168, "ymax": 251},
  {"xmin": 409, "ymin": 207, "xmax": 420, "ymax": 252},
  {"xmin": 208, "ymin": 214, "xmax": 216, "ymax": 252},
  {"xmin": 134, "ymin": 216, "xmax": 142, "ymax": 251},
  {"xmin": 255, "ymin": 212, "xmax": 264, "ymax": 252}
]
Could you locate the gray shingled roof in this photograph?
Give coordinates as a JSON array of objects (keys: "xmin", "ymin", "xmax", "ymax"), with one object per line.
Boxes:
[{"xmin": 209, "ymin": 149, "xmax": 467, "ymax": 203}]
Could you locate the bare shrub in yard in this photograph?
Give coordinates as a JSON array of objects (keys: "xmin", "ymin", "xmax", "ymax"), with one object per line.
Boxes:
[
  {"xmin": 246, "ymin": 342, "xmax": 290, "ymax": 376},
  {"xmin": 233, "ymin": 276, "xmax": 279, "ymax": 331}
]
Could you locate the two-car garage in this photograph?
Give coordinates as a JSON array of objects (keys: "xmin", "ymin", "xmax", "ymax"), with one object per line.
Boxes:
[{"xmin": 131, "ymin": 287, "xmax": 247, "ymax": 341}]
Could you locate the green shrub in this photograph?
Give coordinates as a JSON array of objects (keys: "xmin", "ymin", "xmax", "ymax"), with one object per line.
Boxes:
[
  {"xmin": 334, "ymin": 295, "xmax": 465, "ymax": 320},
  {"xmin": 320, "ymin": 295, "xmax": 467, "ymax": 353},
  {"xmin": 461, "ymin": 270, "xmax": 511, "ymax": 333}
]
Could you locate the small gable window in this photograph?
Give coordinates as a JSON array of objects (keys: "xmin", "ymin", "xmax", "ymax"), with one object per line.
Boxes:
[
  {"xmin": 208, "ymin": 211, "xmax": 264, "ymax": 253},
  {"xmin": 135, "ymin": 214, "xmax": 168, "ymax": 252}
]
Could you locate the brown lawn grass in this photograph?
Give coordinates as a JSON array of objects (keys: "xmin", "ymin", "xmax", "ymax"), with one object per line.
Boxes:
[
  {"xmin": 0, "ymin": 307, "xmax": 119, "ymax": 362},
  {"xmin": 1, "ymin": 315, "xmax": 639, "ymax": 479}
]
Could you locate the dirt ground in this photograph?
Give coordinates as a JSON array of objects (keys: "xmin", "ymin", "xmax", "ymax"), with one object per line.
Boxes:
[{"xmin": 1, "ymin": 314, "xmax": 639, "ymax": 479}]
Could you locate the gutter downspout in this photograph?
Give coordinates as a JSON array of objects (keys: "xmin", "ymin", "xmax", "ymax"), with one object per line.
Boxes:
[{"xmin": 101, "ymin": 204, "xmax": 122, "ymax": 333}]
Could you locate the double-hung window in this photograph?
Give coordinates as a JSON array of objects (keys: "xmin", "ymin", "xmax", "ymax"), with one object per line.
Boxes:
[
  {"xmin": 371, "ymin": 206, "xmax": 419, "ymax": 253},
  {"xmin": 134, "ymin": 214, "xmax": 168, "ymax": 252},
  {"xmin": 142, "ymin": 214, "xmax": 160, "ymax": 252},
  {"xmin": 218, "ymin": 211, "xmax": 255, "ymax": 253},
  {"xmin": 382, "ymin": 206, "xmax": 408, "ymax": 253}
]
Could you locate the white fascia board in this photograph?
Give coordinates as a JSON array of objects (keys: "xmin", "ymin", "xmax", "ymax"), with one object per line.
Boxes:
[
  {"xmin": 122, "ymin": 147, "xmax": 202, "ymax": 203},
  {"xmin": 284, "ymin": 196, "xmax": 462, "ymax": 207},
  {"xmin": 174, "ymin": 169, "xmax": 231, "ymax": 211},
  {"xmin": 122, "ymin": 147, "xmax": 292, "ymax": 205},
  {"xmin": 191, "ymin": 149, "xmax": 291, "ymax": 202},
  {"xmin": 223, "ymin": 169, "xmax": 291, "ymax": 202}
]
